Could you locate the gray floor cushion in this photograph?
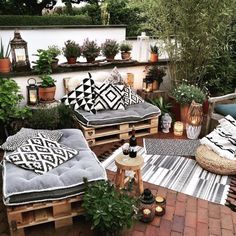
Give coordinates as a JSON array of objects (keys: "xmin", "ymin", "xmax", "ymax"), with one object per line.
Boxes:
[
  {"xmin": 2, "ymin": 129, "xmax": 107, "ymax": 205},
  {"xmin": 74, "ymin": 102, "xmax": 161, "ymax": 127}
]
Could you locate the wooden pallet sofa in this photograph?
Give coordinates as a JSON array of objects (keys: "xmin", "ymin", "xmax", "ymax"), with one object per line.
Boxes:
[
  {"xmin": 1, "ymin": 129, "xmax": 107, "ymax": 236},
  {"xmin": 63, "ymin": 71, "xmax": 161, "ymax": 146}
]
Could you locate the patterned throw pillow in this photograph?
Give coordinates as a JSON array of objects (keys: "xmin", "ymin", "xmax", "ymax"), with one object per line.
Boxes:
[
  {"xmin": 124, "ymin": 86, "xmax": 144, "ymax": 106},
  {"xmin": 104, "ymin": 67, "xmax": 124, "ymax": 85},
  {"xmin": 5, "ymin": 133, "xmax": 78, "ymax": 174},
  {"xmin": 61, "ymin": 74, "xmax": 96, "ymax": 114},
  {"xmin": 94, "ymin": 83, "xmax": 125, "ymax": 111},
  {"xmin": 1, "ymin": 128, "xmax": 63, "ymax": 151}
]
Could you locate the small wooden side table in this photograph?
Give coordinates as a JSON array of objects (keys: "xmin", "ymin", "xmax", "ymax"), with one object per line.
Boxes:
[{"xmin": 115, "ymin": 154, "xmax": 144, "ymax": 194}]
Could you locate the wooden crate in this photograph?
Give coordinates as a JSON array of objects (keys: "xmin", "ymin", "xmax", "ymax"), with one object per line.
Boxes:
[
  {"xmin": 7, "ymin": 195, "xmax": 84, "ymax": 236},
  {"xmin": 74, "ymin": 116, "xmax": 159, "ymax": 146}
]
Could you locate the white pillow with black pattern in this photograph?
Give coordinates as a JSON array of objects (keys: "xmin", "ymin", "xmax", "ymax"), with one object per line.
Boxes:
[
  {"xmin": 94, "ymin": 82, "xmax": 125, "ymax": 111},
  {"xmin": 5, "ymin": 133, "xmax": 78, "ymax": 174},
  {"xmin": 124, "ymin": 86, "xmax": 144, "ymax": 106},
  {"xmin": 104, "ymin": 67, "xmax": 124, "ymax": 85},
  {"xmin": 61, "ymin": 73, "xmax": 96, "ymax": 114},
  {"xmin": 1, "ymin": 128, "xmax": 63, "ymax": 151}
]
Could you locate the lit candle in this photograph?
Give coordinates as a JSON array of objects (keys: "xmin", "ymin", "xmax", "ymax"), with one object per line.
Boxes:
[
  {"xmin": 155, "ymin": 196, "xmax": 166, "ymax": 207},
  {"xmin": 155, "ymin": 206, "xmax": 165, "ymax": 216},
  {"xmin": 174, "ymin": 121, "xmax": 184, "ymax": 136},
  {"xmin": 143, "ymin": 208, "xmax": 151, "ymax": 218},
  {"xmin": 29, "ymin": 91, "xmax": 37, "ymax": 104}
]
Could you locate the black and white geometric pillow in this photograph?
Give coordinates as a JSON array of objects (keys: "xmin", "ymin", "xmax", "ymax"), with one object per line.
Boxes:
[
  {"xmin": 94, "ymin": 83, "xmax": 125, "ymax": 110},
  {"xmin": 61, "ymin": 73, "xmax": 96, "ymax": 114},
  {"xmin": 5, "ymin": 133, "xmax": 78, "ymax": 174},
  {"xmin": 124, "ymin": 86, "xmax": 144, "ymax": 106},
  {"xmin": 104, "ymin": 67, "xmax": 124, "ymax": 85},
  {"xmin": 1, "ymin": 128, "xmax": 63, "ymax": 151}
]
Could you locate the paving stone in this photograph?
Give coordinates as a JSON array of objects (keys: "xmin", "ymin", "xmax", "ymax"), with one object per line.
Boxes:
[
  {"xmin": 150, "ymin": 216, "xmax": 161, "ymax": 227},
  {"xmin": 131, "ymin": 231, "xmax": 145, "ymax": 236},
  {"xmin": 196, "ymin": 222, "xmax": 208, "ymax": 236},
  {"xmin": 172, "ymin": 215, "xmax": 184, "ymax": 233},
  {"xmin": 198, "ymin": 199, "xmax": 208, "ymax": 209},
  {"xmin": 222, "ymin": 229, "xmax": 234, "ymax": 236},
  {"xmin": 163, "ymin": 206, "xmax": 175, "ymax": 221},
  {"xmin": 171, "ymin": 232, "xmax": 182, "ymax": 236},
  {"xmin": 209, "ymin": 218, "xmax": 221, "ymax": 236},
  {"xmin": 197, "ymin": 207, "xmax": 208, "ymax": 223},
  {"xmin": 166, "ymin": 191, "xmax": 177, "ymax": 207},
  {"xmin": 186, "ymin": 197, "xmax": 197, "ymax": 212},
  {"xmin": 221, "ymin": 213, "xmax": 234, "ymax": 231},
  {"xmin": 184, "ymin": 226, "xmax": 196, "ymax": 236},
  {"xmin": 177, "ymin": 193, "xmax": 187, "ymax": 203},
  {"xmin": 159, "ymin": 219, "xmax": 171, "ymax": 236},
  {"xmin": 209, "ymin": 203, "xmax": 221, "ymax": 219},
  {"xmin": 185, "ymin": 211, "xmax": 197, "ymax": 228},
  {"xmin": 144, "ymin": 225, "xmax": 159, "ymax": 236},
  {"xmin": 133, "ymin": 221, "xmax": 147, "ymax": 232},
  {"xmin": 174, "ymin": 201, "xmax": 185, "ymax": 217}
]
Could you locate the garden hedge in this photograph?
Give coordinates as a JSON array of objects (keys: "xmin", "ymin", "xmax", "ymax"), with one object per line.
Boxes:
[{"xmin": 0, "ymin": 15, "xmax": 92, "ymax": 26}]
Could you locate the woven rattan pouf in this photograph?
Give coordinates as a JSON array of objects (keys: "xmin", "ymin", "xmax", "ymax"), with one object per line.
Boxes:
[{"xmin": 196, "ymin": 145, "xmax": 236, "ymax": 175}]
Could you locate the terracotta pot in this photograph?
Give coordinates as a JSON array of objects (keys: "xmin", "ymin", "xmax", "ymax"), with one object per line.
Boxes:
[
  {"xmin": 106, "ymin": 55, "xmax": 115, "ymax": 62},
  {"xmin": 153, "ymin": 80, "xmax": 159, "ymax": 91},
  {"xmin": 150, "ymin": 53, "xmax": 158, "ymax": 63},
  {"xmin": 86, "ymin": 57, "xmax": 96, "ymax": 63},
  {"xmin": 0, "ymin": 58, "xmax": 11, "ymax": 73},
  {"xmin": 39, "ymin": 86, "xmax": 56, "ymax": 101},
  {"xmin": 180, "ymin": 104, "xmax": 190, "ymax": 125},
  {"xmin": 121, "ymin": 52, "xmax": 131, "ymax": 60},
  {"xmin": 67, "ymin": 57, "xmax": 77, "ymax": 64}
]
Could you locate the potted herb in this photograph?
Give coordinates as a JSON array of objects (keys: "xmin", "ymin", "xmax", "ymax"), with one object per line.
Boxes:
[
  {"xmin": 34, "ymin": 49, "xmax": 56, "ymax": 101},
  {"xmin": 0, "ymin": 38, "xmax": 11, "ymax": 73},
  {"xmin": 171, "ymin": 84, "xmax": 205, "ymax": 123},
  {"xmin": 150, "ymin": 44, "xmax": 159, "ymax": 62},
  {"xmin": 101, "ymin": 39, "xmax": 119, "ymax": 61},
  {"xmin": 145, "ymin": 65, "xmax": 166, "ymax": 90},
  {"xmin": 81, "ymin": 38, "xmax": 100, "ymax": 63},
  {"xmin": 63, "ymin": 40, "xmax": 81, "ymax": 64},
  {"xmin": 120, "ymin": 41, "xmax": 132, "ymax": 60},
  {"xmin": 82, "ymin": 180, "xmax": 137, "ymax": 236},
  {"xmin": 0, "ymin": 78, "xmax": 30, "ymax": 139},
  {"xmin": 47, "ymin": 45, "xmax": 61, "ymax": 69}
]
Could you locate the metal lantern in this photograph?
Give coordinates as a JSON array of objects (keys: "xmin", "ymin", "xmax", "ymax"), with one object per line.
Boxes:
[
  {"xmin": 143, "ymin": 78, "xmax": 153, "ymax": 93},
  {"xmin": 10, "ymin": 30, "xmax": 31, "ymax": 71},
  {"xmin": 186, "ymin": 101, "xmax": 203, "ymax": 139},
  {"xmin": 27, "ymin": 78, "xmax": 39, "ymax": 106},
  {"xmin": 137, "ymin": 32, "xmax": 150, "ymax": 62}
]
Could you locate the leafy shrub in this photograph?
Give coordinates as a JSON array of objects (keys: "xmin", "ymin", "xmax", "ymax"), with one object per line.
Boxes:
[
  {"xmin": 101, "ymin": 39, "xmax": 119, "ymax": 57},
  {"xmin": 120, "ymin": 41, "xmax": 132, "ymax": 52},
  {"xmin": 81, "ymin": 38, "xmax": 100, "ymax": 60},
  {"xmin": 63, "ymin": 40, "xmax": 81, "ymax": 58}
]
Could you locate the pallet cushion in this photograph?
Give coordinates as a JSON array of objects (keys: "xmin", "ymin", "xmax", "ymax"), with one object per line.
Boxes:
[
  {"xmin": 3, "ymin": 129, "xmax": 107, "ymax": 205},
  {"xmin": 196, "ymin": 144, "xmax": 236, "ymax": 175},
  {"xmin": 74, "ymin": 102, "xmax": 161, "ymax": 127}
]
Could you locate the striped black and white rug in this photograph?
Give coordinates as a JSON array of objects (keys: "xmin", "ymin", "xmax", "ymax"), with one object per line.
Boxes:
[{"xmin": 102, "ymin": 147, "xmax": 230, "ymax": 205}]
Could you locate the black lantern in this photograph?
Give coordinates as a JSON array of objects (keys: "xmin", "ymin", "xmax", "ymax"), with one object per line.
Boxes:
[
  {"xmin": 27, "ymin": 78, "xmax": 39, "ymax": 106},
  {"xmin": 142, "ymin": 77, "xmax": 153, "ymax": 93},
  {"xmin": 10, "ymin": 30, "xmax": 31, "ymax": 72}
]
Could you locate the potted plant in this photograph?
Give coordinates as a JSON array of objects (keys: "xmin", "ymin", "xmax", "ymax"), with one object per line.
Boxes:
[
  {"xmin": 120, "ymin": 41, "xmax": 132, "ymax": 60},
  {"xmin": 171, "ymin": 84, "xmax": 205, "ymax": 123},
  {"xmin": 101, "ymin": 39, "xmax": 119, "ymax": 61},
  {"xmin": 63, "ymin": 40, "xmax": 81, "ymax": 64},
  {"xmin": 0, "ymin": 78, "xmax": 30, "ymax": 139},
  {"xmin": 0, "ymin": 38, "xmax": 11, "ymax": 73},
  {"xmin": 47, "ymin": 45, "xmax": 61, "ymax": 70},
  {"xmin": 82, "ymin": 179, "xmax": 137, "ymax": 236},
  {"xmin": 34, "ymin": 49, "xmax": 56, "ymax": 102},
  {"xmin": 81, "ymin": 38, "xmax": 100, "ymax": 63},
  {"xmin": 150, "ymin": 44, "xmax": 159, "ymax": 62},
  {"xmin": 145, "ymin": 65, "xmax": 166, "ymax": 90}
]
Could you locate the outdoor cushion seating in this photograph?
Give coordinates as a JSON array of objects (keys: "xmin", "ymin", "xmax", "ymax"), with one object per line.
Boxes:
[{"xmin": 2, "ymin": 129, "xmax": 107, "ymax": 206}]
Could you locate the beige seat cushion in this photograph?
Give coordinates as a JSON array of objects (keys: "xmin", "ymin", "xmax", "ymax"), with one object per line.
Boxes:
[{"xmin": 196, "ymin": 145, "xmax": 236, "ymax": 175}]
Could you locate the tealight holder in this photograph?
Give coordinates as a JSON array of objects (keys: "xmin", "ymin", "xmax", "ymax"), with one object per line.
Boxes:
[{"xmin": 155, "ymin": 205, "xmax": 165, "ymax": 216}]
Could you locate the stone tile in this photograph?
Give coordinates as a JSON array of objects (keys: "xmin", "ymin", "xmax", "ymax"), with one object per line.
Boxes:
[
  {"xmin": 166, "ymin": 191, "xmax": 177, "ymax": 207},
  {"xmin": 172, "ymin": 215, "xmax": 184, "ymax": 233},
  {"xmin": 222, "ymin": 229, "xmax": 234, "ymax": 236},
  {"xmin": 159, "ymin": 219, "xmax": 172, "ymax": 236},
  {"xmin": 197, "ymin": 222, "xmax": 208, "ymax": 236},
  {"xmin": 150, "ymin": 216, "xmax": 161, "ymax": 227},
  {"xmin": 144, "ymin": 225, "xmax": 159, "ymax": 236},
  {"xmin": 209, "ymin": 218, "xmax": 221, "ymax": 236},
  {"xmin": 171, "ymin": 232, "xmax": 182, "ymax": 236},
  {"xmin": 209, "ymin": 203, "xmax": 220, "ymax": 219},
  {"xmin": 184, "ymin": 226, "xmax": 196, "ymax": 236},
  {"xmin": 221, "ymin": 213, "xmax": 234, "ymax": 231},
  {"xmin": 163, "ymin": 206, "xmax": 175, "ymax": 221},
  {"xmin": 175, "ymin": 201, "xmax": 186, "ymax": 217},
  {"xmin": 197, "ymin": 207, "xmax": 208, "ymax": 223},
  {"xmin": 131, "ymin": 231, "xmax": 145, "ymax": 236},
  {"xmin": 186, "ymin": 197, "xmax": 197, "ymax": 213},
  {"xmin": 133, "ymin": 221, "xmax": 147, "ymax": 232},
  {"xmin": 177, "ymin": 193, "xmax": 187, "ymax": 203},
  {"xmin": 185, "ymin": 211, "xmax": 197, "ymax": 228},
  {"xmin": 198, "ymin": 199, "xmax": 208, "ymax": 209}
]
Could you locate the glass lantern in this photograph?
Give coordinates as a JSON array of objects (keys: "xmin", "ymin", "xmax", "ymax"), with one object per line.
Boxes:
[
  {"xmin": 186, "ymin": 101, "xmax": 203, "ymax": 139},
  {"xmin": 137, "ymin": 32, "xmax": 150, "ymax": 62},
  {"xmin": 143, "ymin": 78, "xmax": 153, "ymax": 93},
  {"xmin": 10, "ymin": 30, "xmax": 31, "ymax": 72},
  {"xmin": 27, "ymin": 78, "xmax": 39, "ymax": 106}
]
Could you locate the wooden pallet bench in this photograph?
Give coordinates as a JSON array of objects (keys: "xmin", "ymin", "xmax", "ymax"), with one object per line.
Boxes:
[
  {"xmin": 74, "ymin": 116, "xmax": 159, "ymax": 146},
  {"xmin": 7, "ymin": 195, "xmax": 84, "ymax": 236}
]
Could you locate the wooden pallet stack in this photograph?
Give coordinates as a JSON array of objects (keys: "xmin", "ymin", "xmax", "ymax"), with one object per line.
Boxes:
[
  {"xmin": 7, "ymin": 195, "xmax": 84, "ymax": 236},
  {"xmin": 74, "ymin": 116, "xmax": 159, "ymax": 146}
]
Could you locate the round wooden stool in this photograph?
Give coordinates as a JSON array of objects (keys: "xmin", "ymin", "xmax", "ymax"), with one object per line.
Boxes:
[{"xmin": 115, "ymin": 154, "xmax": 144, "ymax": 194}]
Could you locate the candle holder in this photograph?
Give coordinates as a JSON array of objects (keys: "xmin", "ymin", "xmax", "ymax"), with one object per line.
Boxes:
[
  {"xmin": 155, "ymin": 205, "xmax": 165, "ymax": 216},
  {"xmin": 155, "ymin": 196, "xmax": 166, "ymax": 208},
  {"xmin": 126, "ymin": 73, "xmax": 134, "ymax": 88},
  {"xmin": 174, "ymin": 121, "xmax": 184, "ymax": 136}
]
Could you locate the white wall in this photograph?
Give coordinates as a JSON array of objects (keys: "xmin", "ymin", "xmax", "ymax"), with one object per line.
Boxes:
[{"xmin": 0, "ymin": 27, "xmax": 126, "ymax": 65}]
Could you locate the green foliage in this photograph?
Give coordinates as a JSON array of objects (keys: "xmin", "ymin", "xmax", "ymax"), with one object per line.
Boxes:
[
  {"xmin": 82, "ymin": 180, "xmax": 137, "ymax": 233},
  {"xmin": 47, "ymin": 45, "xmax": 61, "ymax": 59},
  {"xmin": 171, "ymin": 84, "xmax": 206, "ymax": 105},
  {"xmin": 101, "ymin": 39, "xmax": 119, "ymax": 57},
  {"xmin": 81, "ymin": 38, "xmax": 100, "ymax": 60},
  {"xmin": 0, "ymin": 78, "xmax": 30, "ymax": 126},
  {"xmin": 0, "ymin": 15, "xmax": 92, "ymax": 25},
  {"xmin": 40, "ymin": 75, "xmax": 55, "ymax": 88},
  {"xmin": 57, "ymin": 104, "xmax": 76, "ymax": 128},
  {"xmin": 143, "ymin": 0, "xmax": 235, "ymax": 89},
  {"xmin": 120, "ymin": 41, "xmax": 132, "ymax": 52},
  {"xmin": 145, "ymin": 65, "xmax": 166, "ymax": 85},
  {"xmin": 63, "ymin": 40, "xmax": 81, "ymax": 58},
  {"xmin": 150, "ymin": 44, "xmax": 158, "ymax": 54},
  {"xmin": 0, "ymin": 38, "xmax": 10, "ymax": 59},
  {"xmin": 149, "ymin": 96, "xmax": 172, "ymax": 116}
]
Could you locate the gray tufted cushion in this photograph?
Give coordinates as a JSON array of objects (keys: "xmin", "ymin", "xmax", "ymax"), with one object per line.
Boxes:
[
  {"xmin": 3, "ymin": 129, "xmax": 107, "ymax": 205},
  {"xmin": 74, "ymin": 102, "xmax": 161, "ymax": 127}
]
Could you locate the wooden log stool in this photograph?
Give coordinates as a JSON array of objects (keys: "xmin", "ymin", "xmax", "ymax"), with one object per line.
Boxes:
[{"xmin": 115, "ymin": 153, "xmax": 144, "ymax": 194}]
